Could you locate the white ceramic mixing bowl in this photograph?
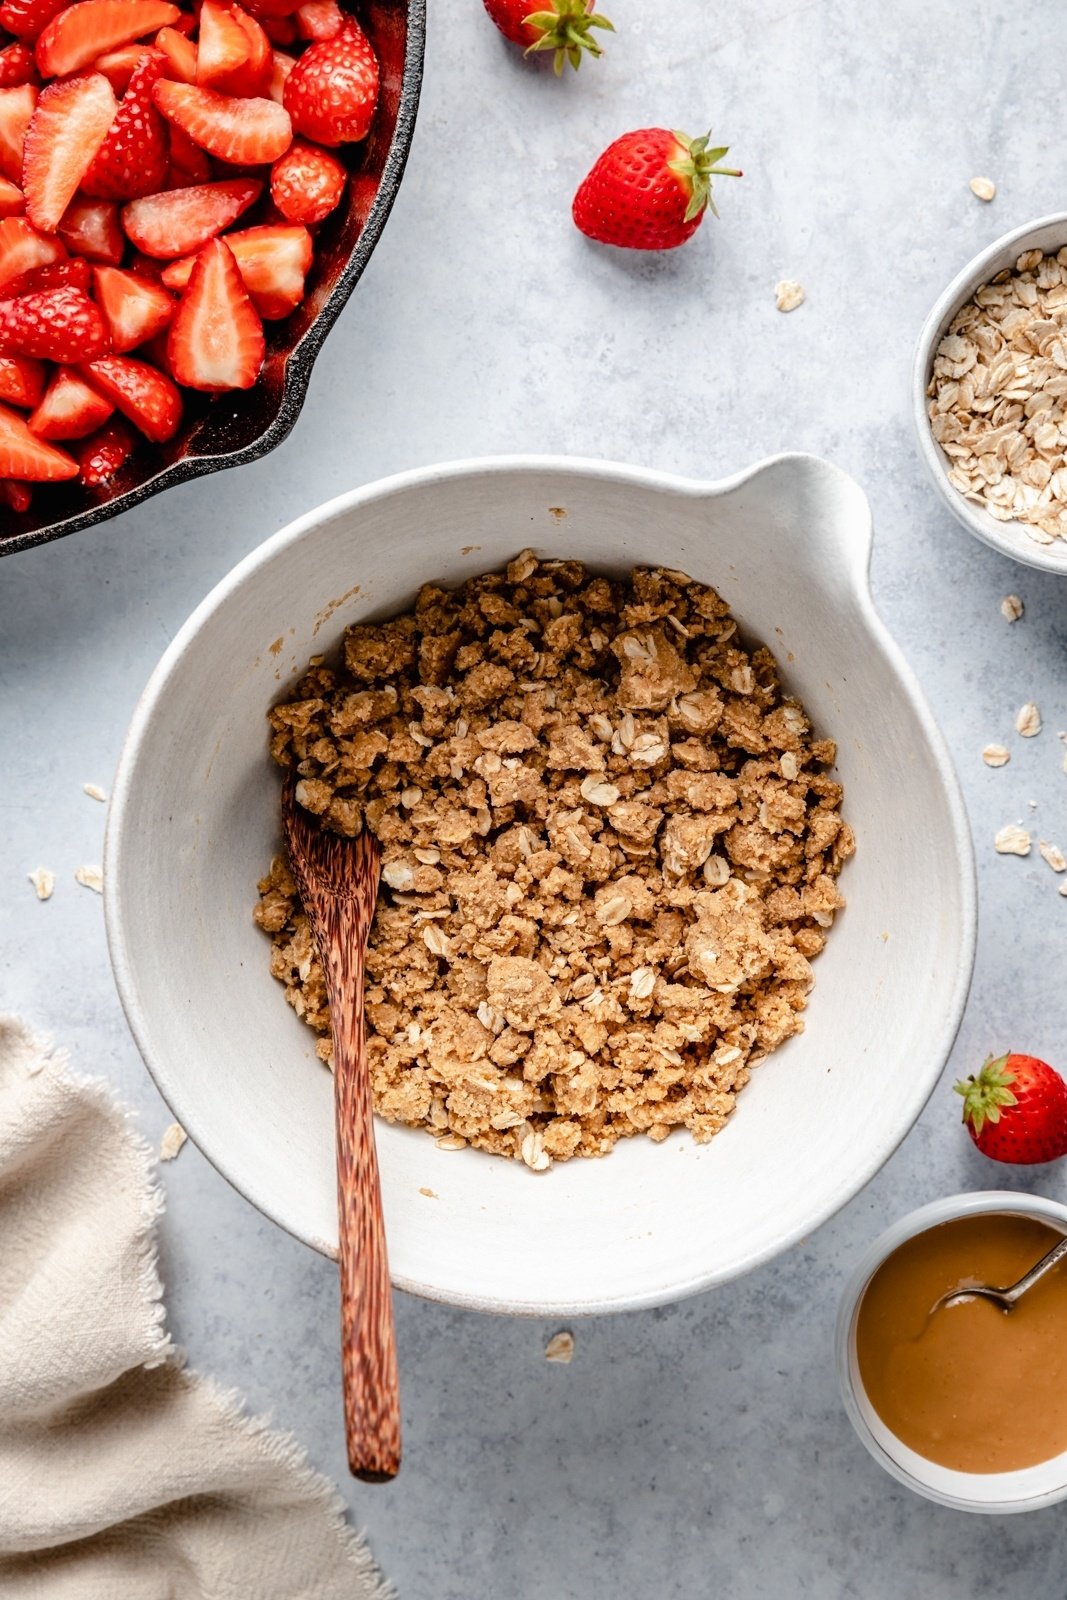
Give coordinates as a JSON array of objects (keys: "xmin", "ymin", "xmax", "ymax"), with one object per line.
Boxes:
[{"xmin": 105, "ymin": 454, "xmax": 976, "ymax": 1315}]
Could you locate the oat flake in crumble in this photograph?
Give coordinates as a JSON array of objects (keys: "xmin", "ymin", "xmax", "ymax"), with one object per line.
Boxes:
[{"xmin": 255, "ymin": 554, "xmax": 853, "ymax": 1167}]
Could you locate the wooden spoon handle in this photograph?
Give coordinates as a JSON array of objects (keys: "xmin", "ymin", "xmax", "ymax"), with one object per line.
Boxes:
[{"xmin": 325, "ymin": 908, "xmax": 401, "ymax": 1481}]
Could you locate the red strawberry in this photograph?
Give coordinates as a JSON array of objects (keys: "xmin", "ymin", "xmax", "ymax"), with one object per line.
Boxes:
[
  {"xmin": 0, "ymin": 394, "xmax": 76, "ymax": 475},
  {"xmin": 82, "ymin": 49, "xmax": 168, "ymax": 200},
  {"xmin": 28, "ymin": 361, "xmax": 112, "ymax": 436},
  {"xmin": 295, "ymin": 0, "xmax": 343, "ymax": 40},
  {"xmin": 269, "ymin": 137, "xmax": 343, "ymax": 224},
  {"xmin": 0, "ymin": 41, "xmax": 37, "ymax": 86},
  {"xmin": 167, "ymin": 234, "xmax": 263, "ymax": 389},
  {"xmin": 572, "ymin": 128, "xmax": 741, "ymax": 251},
  {"xmin": 282, "ymin": 20, "xmax": 377, "ymax": 146},
  {"xmin": 0, "ymin": 283, "xmax": 109, "ymax": 359},
  {"xmin": 93, "ymin": 263, "xmax": 173, "ymax": 350},
  {"xmin": 0, "ymin": 175, "xmax": 23, "ymax": 216},
  {"xmin": 482, "ymin": 0, "xmax": 612, "ymax": 72},
  {"xmin": 56, "ymin": 196, "xmax": 122, "ymax": 262},
  {"xmin": 35, "ymin": 0, "xmax": 180, "ymax": 77},
  {"xmin": 166, "ymin": 122, "xmax": 212, "ymax": 183},
  {"xmin": 75, "ymin": 413, "xmax": 133, "ymax": 482},
  {"xmin": 153, "ymin": 80, "xmax": 291, "ymax": 165},
  {"xmin": 243, "ymin": 0, "xmax": 302, "ymax": 21},
  {"xmin": 0, "ymin": 83, "xmax": 36, "ymax": 182},
  {"xmin": 92, "ymin": 41, "xmax": 149, "ymax": 91},
  {"xmin": 0, "ymin": 214, "xmax": 62, "ymax": 290},
  {"xmin": 195, "ymin": 0, "xmax": 250, "ymax": 85},
  {"xmin": 154, "ymin": 23, "xmax": 196, "ymax": 81},
  {"xmin": 956, "ymin": 1053, "xmax": 1067, "ymax": 1165},
  {"xmin": 3, "ymin": 254, "xmax": 89, "ymax": 294},
  {"xmin": 0, "ymin": 0, "xmax": 64, "ymax": 42},
  {"xmin": 122, "ymin": 176, "xmax": 260, "ymax": 257},
  {"xmin": 82, "ymin": 351, "xmax": 180, "ymax": 439},
  {"xmin": 0, "ymin": 351, "xmax": 43, "ymax": 404},
  {"xmin": 0, "ymin": 474, "xmax": 32, "ymax": 507},
  {"xmin": 261, "ymin": 12, "xmax": 295, "ymax": 43},
  {"xmin": 216, "ymin": 4, "xmax": 271, "ymax": 95},
  {"xmin": 161, "ymin": 219, "xmax": 308, "ymax": 317},
  {"xmin": 22, "ymin": 72, "xmax": 117, "ymax": 232},
  {"xmin": 267, "ymin": 47, "xmax": 293, "ymax": 102}
]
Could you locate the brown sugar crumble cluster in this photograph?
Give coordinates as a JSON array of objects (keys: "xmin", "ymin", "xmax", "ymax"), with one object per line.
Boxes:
[{"xmin": 255, "ymin": 552, "xmax": 854, "ymax": 1168}]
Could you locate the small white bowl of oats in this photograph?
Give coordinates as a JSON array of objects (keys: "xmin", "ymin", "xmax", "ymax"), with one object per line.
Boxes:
[
  {"xmin": 105, "ymin": 454, "xmax": 976, "ymax": 1315},
  {"xmin": 914, "ymin": 212, "xmax": 1067, "ymax": 573}
]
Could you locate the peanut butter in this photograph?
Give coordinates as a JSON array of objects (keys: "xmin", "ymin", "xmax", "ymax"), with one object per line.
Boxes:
[{"xmin": 856, "ymin": 1213, "xmax": 1067, "ymax": 1474}]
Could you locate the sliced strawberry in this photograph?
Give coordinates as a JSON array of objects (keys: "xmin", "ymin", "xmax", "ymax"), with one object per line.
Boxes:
[
  {"xmin": 28, "ymin": 362, "xmax": 112, "ymax": 436},
  {"xmin": 295, "ymin": 0, "xmax": 342, "ymax": 39},
  {"xmin": 123, "ymin": 176, "xmax": 259, "ymax": 258},
  {"xmin": 0, "ymin": 475, "xmax": 32, "ymax": 508},
  {"xmin": 4, "ymin": 255, "xmax": 90, "ymax": 294},
  {"xmin": 195, "ymin": 0, "xmax": 250, "ymax": 86},
  {"xmin": 76, "ymin": 413, "xmax": 133, "ymax": 482},
  {"xmin": 270, "ymin": 137, "xmax": 344, "ymax": 224},
  {"xmin": 0, "ymin": 395, "xmax": 76, "ymax": 476},
  {"xmin": 36, "ymin": 0, "xmax": 180, "ymax": 78},
  {"xmin": 0, "ymin": 175, "xmax": 23, "ymax": 216},
  {"xmin": 215, "ymin": 4, "xmax": 271, "ymax": 95},
  {"xmin": 0, "ymin": 41, "xmax": 37, "ymax": 86},
  {"xmin": 153, "ymin": 80, "xmax": 291, "ymax": 165},
  {"xmin": 23, "ymin": 72, "xmax": 117, "ymax": 232},
  {"xmin": 167, "ymin": 234, "xmax": 263, "ymax": 390},
  {"xmin": 261, "ymin": 12, "xmax": 295, "ymax": 42},
  {"xmin": 83, "ymin": 351, "xmax": 181, "ymax": 440},
  {"xmin": 283, "ymin": 21, "xmax": 378, "ymax": 147},
  {"xmin": 0, "ymin": 352, "xmax": 43, "ymax": 404},
  {"xmin": 0, "ymin": 214, "xmax": 62, "ymax": 289},
  {"xmin": 0, "ymin": 0, "xmax": 65, "ymax": 42},
  {"xmin": 93, "ymin": 263, "xmax": 173, "ymax": 350},
  {"xmin": 267, "ymin": 47, "xmax": 294, "ymax": 102},
  {"xmin": 0, "ymin": 283, "xmax": 109, "ymax": 359},
  {"xmin": 166, "ymin": 122, "xmax": 213, "ymax": 184},
  {"xmin": 0, "ymin": 83, "xmax": 36, "ymax": 183},
  {"xmin": 161, "ymin": 219, "xmax": 309, "ymax": 317},
  {"xmin": 82, "ymin": 49, "xmax": 168, "ymax": 200},
  {"xmin": 155, "ymin": 22, "xmax": 196, "ymax": 81},
  {"xmin": 56, "ymin": 196, "xmax": 122, "ymax": 263},
  {"xmin": 92, "ymin": 42, "xmax": 150, "ymax": 92}
]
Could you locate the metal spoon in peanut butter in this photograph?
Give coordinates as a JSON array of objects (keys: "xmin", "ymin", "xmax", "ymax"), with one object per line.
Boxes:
[{"xmin": 936, "ymin": 1230, "xmax": 1067, "ymax": 1312}]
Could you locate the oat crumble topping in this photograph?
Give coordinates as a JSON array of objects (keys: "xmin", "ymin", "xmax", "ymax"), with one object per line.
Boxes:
[{"xmin": 256, "ymin": 555, "xmax": 853, "ymax": 1166}]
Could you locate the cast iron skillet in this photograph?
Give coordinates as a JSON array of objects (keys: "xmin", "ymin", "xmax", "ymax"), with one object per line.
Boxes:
[{"xmin": 0, "ymin": 0, "xmax": 425, "ymax": 557}]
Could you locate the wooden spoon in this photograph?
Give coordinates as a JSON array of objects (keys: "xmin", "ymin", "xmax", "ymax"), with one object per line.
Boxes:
[{"xmin": 281, "ymin": 775, "xmax": 401, "ymax": 1482}]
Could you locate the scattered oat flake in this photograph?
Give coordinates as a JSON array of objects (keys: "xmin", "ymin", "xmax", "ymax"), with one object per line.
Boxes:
[
  {"xmin": 995, "ymin": 824, "xmax": 1031, "ymax": 856},
  {"xmin": 1015, "ymin": 703, "xmax": 1041, "ymax": 738},
  {"xmin": 434, "ymin": 1134, "xmax": 466, "ymax": 1151},
  {"xmin": 775, "ymin": 279, "xmax": 805, "ymax": 312},
  {"xmin": 969, "ymin": 176, "xmax": 996, "ymax": 202},
  {"xmin": 28, "ymin": 867, "xmax": 55, "ymax": 900},
  {"xmin": 545, "ymin": 1331, "xmax": 574, "ymax": 1364},
  {"xmin": 159, "ymin": 1123, "xmax": 187, "ymax": 1161},
  {"xmin": 83, "ymin": 782, "xmax": 107, "ymax": 802},
  {"xmin": 74, "ymin": 865, "xmax": 103, "ymax": 893},
  {"xmin": 1000, "ymin": 594, "xmax": 1023, "ymax": 622},
  {"xmin": 1061, "ymin": 881, "xmax": 1067, "ymax": 897},
  {"xmin": 982, "ymin": 744, "xmax": 1010, "ymax": 767},
  {"xmin": 1039, "ymin": 841, "xmax": 1067, "ymax": 873},
  {"xmin": 418, "ymin": 1186, "xmax": 438, "ymax": 1198}
]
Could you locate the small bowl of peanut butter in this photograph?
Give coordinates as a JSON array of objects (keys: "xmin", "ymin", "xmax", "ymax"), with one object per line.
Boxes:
[{"xmin": 838, "ymin": 1192, "xmax": 1067, "ymax": 1512}]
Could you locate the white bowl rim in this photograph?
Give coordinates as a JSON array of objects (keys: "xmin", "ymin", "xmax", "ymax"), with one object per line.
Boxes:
[
  {"xmin": 104, "ymin": 452, "xmax": 978, "ymax": 1311},
  {"xmin": 836, "ymin": 1190, "xmax": 1067, "ymax": 1512},
  {"xmin": 912, "ymin": 209, "xmax": 1067, "ymax": 575}
]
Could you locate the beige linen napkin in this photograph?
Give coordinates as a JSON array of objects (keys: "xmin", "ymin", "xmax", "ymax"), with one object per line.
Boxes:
[{"xmin": 0, "ymin": 1016, "xmax": 392, "ymax": 1599}]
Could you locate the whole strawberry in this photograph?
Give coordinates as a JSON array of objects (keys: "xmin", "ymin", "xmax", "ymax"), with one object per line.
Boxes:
[
  {"xmin": 573, "ymin": 127, "xmax": 741, "ymax": 250},
  {"xmin": 483, "ymin": 0, "xmax": 613, "ymax": 73},
  {"xmin": 955, "ymin": 1053, "xmax": 1067, "ymax": 1164}
]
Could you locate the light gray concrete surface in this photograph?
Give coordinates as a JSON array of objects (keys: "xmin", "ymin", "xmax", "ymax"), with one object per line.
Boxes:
[{"xmin": 3, "ymin": 1, "xmax": 1067, "ymax": 1594}]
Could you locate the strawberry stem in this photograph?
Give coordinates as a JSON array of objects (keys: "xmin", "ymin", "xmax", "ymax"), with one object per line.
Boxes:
[
  {"xmin": 522, "ymin": 0, "xmax": 614, "ymax": 74},
  {"xmin": 667, "ymin": 130, "xmax": 742, "ymax": 221},
  {"xmin": 954, "ymin": 1053, "xmax": 1018, "ymax": 1137}
]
